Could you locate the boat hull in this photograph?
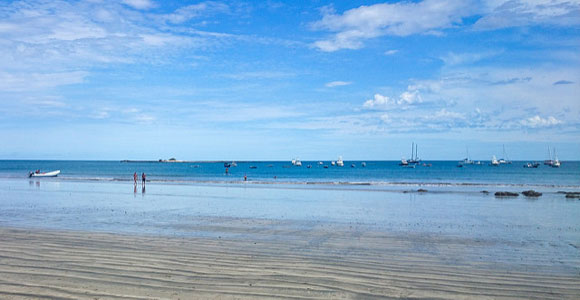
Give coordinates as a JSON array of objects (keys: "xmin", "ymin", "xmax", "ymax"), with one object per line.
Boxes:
[{"xmin": 29, "ymin": 170, "xmax": 60, "ymax": 177}]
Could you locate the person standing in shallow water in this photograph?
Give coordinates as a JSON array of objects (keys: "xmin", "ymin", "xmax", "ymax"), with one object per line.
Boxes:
[
  {"xmin": 141, "ymin": 172, "xmax": 146, "ymax": 186},
  {"xmin": 133, "ymin": 172, "xmax": 137, "ymax": 185}
]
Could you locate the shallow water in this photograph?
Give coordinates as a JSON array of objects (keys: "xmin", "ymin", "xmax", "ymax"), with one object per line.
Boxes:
[{"xmin": 0, "ymin": 177, "xmax": 579, "ymax": 271}]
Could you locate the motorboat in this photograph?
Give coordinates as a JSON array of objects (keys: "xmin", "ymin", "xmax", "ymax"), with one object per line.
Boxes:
[
  {"xmin": 336, "ymin": 156, "xmax": 344, "ymax": 167},
  {"xmin": 490, "ymin": 156, "xmax": 499, "ymax": 166},
  {"xmin": 399, "ymin": 158, "xmax": 408, "ymax": 166},
  {"xmin": 29, "ymin": 170, "xmax": 60, "ymax": 177},
  {"xmin": 351, "ymin": 163, "xmax": 356, "ymax": 168},
  {"xmin": 292, "ymin": 158, "xmax": 302, "ymax": 166},
  {"xmin": 361, "ymin": 162, "xmax": 366, "ymax": 167},
  {"xmin": 524, "ymin": 162, "xmax": 540, "ymax": 168}
]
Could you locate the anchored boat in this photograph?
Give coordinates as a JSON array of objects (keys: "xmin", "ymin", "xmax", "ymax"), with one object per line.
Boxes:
[{"xmin": 29, "ymin": 170, "xmax": 60, "ymax": 178}]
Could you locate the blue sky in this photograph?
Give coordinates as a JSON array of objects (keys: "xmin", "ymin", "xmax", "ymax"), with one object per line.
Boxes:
[{"xmin": 0, "ymin": 0, "xmax": 579, "ymax": 160}]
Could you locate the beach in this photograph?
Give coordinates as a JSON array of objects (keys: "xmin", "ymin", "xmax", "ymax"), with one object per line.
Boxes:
[
  {"xmin": 0, "ymin": 174, "xmax": 579, "ymax": 299},
  {"xmin": 1, "ymin": 225, "xmax": 579, "ymax": 299}
]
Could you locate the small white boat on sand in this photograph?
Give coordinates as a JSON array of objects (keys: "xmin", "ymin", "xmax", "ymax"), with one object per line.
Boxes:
[{"xmin": 29, "ymin": 170, "xmax": 60, "ymax": 178}]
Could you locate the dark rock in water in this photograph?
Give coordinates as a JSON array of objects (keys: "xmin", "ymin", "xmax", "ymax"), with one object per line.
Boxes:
[
  {"xmin": 481, "ymin": 190, "xmax": 490, "ymax": 194},
  {"xmin": 565, "ymin": 192, "xmax": 580, "ymax": 199},
  {"xmin": 557, "ymin": 191, "xmax": 568, "ymax": 194},
  {"xmin": 522, "ymin": 190, "xmax": 542, "ymax": 197},
  {"xmin": 495, "ymin": 191, "xmax": 519, "ymax": 197},
  {"xmin": 417, "ymin": 189, "xmax": 428, "ymax": 193}
]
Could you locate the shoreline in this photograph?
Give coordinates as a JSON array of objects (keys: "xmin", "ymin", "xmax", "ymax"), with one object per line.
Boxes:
[
  {"xmin": 4, "ymin": 175, "xmax": 580, "ymax": 191},
  {"xmin": 0, "ymin": 226, "xmax": 579, "ymax": 299}
]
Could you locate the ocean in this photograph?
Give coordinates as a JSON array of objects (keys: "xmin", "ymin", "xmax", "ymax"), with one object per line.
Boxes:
[{"xmin": 0, "ymin": 159, "xmax": 579, "ymax": 187}]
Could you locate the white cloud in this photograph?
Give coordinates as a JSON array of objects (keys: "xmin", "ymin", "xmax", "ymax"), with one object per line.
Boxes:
[
  {"xmin": 162, "ymin": 2, "xmax": 230, "ymax": 24},
  {"xmin": 311, "ymin": 0, "xmax": 474, "ymax": 51},
  {"xmin": 325, "ymin": 81, "xmax": 352, "ymax": 87},
  {"xmin": 364, "ymin": 94, "xmax": 393, "ymax": 109},
  {"xmin": 520, "ymin": 115, "xmax": 563, "ymax": 128},
  {"xmin": 122, "ymin": 0, "xmax": 156, "ymax": 10},
  {"xmin": 0, "ymin": 0, "xmax": 244, "ymax": 97},
  {"xmin": 139, "ymin": 33, "xmax": 195, "ymax": 47},
  {"xmin": 380, "ymin": 113, "xmax": 391, "ymax": 123},
  {"xmin": 363, "ymin": 86, "xmax": 423, "ymax": 109},
  {"xmin": 135, "ymin": 114, "xmax": 156, "ymax": 123},
  {"xmin": 440, "ymin": 51, "xmax": 501, "ymax": 66},
  {"xmin": 399, "ymin": 90, "xmax": 421, "ymax": 104},
  {"xmin": 384, "ymin": 49, "xmax": 398, "ymax": 56},
  {"xmin": 311, "ymin": 0, "xmax": 580, "ymax": 52},
  {"xmin": 396, "ymin": 66, "xmax": 579, "ymax": 133},
  {"xmin": 425, "ymin": 109, "xmax": 465, "ymax": 121},
  {"xmin": 92, "ymin": 111, "xmax": 110, "ymax": 119},
  {"xmin": 222, "ymin": 71, "xmax": 295, "ymax": 80},
  {"xmin": 0, "ymin": 71, "xmax": 89, "ymax": 92},
  {"xmin": 475, "ymin": 0, "xmax": 580, "ymax": 30}
]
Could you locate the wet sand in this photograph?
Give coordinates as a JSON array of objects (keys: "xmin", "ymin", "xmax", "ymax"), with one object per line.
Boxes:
[{"xmin": 0, "ymin": 226, "xmax": 578, "ymax": 299}]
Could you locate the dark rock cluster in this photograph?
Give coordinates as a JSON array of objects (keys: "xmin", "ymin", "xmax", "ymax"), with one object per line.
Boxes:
[
  {"xmin": 522, "ymin": 190, "xmax": 542, "ymax": 197},
  {"xmin": 494, "ymin": 191, "xmax": 519, "ymax": 197}
]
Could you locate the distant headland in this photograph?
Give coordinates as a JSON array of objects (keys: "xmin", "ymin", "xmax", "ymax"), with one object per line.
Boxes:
[
  {"xmin": 120, "ymin": 158, "xmax": 229, "ymax": 163},
  {"xmin": 121, "ymin": 158, "xmax": 191, "ymax": 163}
]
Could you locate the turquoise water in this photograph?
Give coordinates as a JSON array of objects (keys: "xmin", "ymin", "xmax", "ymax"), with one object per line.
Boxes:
[{"xmin": 0, "ymin": 160, "xmax": 579, "ymax": 187}]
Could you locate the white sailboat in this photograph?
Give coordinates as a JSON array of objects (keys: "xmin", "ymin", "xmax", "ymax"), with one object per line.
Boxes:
[
  {"xmin": 461, "ymin": 147, "xmax": 474, "ymax": 164},
  {"xmin": 544, "ymin": 147, "xmax": 561, "ymax": 167},
  {"xmin": 552, "ymin": 149, "xmax": 561, "ymax": 168},
  {"xmin": 408, "ymin": 142, "xmax": 421, "ymax": 164},
  {"xmin": 498, "ymin": 144, "xmax": 511, "ymax": 164}
]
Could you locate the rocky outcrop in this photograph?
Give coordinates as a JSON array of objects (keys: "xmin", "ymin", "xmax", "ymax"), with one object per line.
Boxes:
[
  {"xmin": 494, "ymin": 191, "xmax": 519, "ymax": 197},
  {"xmin": 522, "ymin": 190, "xmax": 542, "ymax": 197}
]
